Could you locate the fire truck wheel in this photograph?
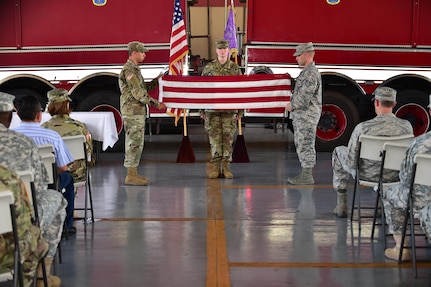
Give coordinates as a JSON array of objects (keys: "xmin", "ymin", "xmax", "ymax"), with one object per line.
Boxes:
[
  {"xmin": 8, "ymin": 88, "xmax": 47, "ymax": 110},
  {"xmin": 249, "ymin": 66, "xmax": 273, "ymax": 74},
  {"xmin": 394, "ymin": 89, "xmax": 431, "ymax": 136},
  {"xmin": 315, "ymin": 91, "xmax": 360, "ymax": 152}
]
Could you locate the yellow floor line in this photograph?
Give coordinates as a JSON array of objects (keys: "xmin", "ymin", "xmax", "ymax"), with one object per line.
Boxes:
[{"xmin": 229, "ymin": 261, "xmax": 431, "ymax": 268}]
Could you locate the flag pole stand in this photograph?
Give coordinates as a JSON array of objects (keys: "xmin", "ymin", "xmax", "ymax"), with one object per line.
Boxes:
[
  {"xmin": 176, "ymin": 111, "xmax": 196, "ymax": 163},
  {"xmin": 232, "ymin": 117, "xmax": 250, "ymax": 163}
]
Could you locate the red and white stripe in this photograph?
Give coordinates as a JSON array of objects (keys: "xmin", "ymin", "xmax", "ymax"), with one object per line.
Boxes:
[{"xmin": 160, "ymin": 74, "xmax": 291, "ymax": 110}]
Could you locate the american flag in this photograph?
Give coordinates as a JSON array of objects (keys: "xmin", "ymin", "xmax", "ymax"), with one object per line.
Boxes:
[
  {"xmin": 160, "ymin": 74, "xmax": 291, "ymax": 110},
  {"xmin": 167, "ymin": 0, "xmax": 188, "ymax": 124}
]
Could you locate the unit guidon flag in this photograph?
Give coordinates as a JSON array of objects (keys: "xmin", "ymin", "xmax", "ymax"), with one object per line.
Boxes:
[{"xmin": 159, "ymin": 74, "xmax": 291, "ymax": 110}]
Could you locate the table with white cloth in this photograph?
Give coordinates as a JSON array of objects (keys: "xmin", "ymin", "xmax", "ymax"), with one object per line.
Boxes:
[{"xmin": 10, "ymin": 111, "xmax": 119, "ymax": 160}]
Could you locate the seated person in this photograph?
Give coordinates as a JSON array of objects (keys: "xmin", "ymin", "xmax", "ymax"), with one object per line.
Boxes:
[
  {"xmin": 42, "ymin": 88, "xmax": 93, "ymax": 182},
  {"xmin": 0, "ymin": 92, "xmax": 65, "ymax": 287},
  {"xmin": 383, "ymin": 95, "xmax": 431, "ymax": 261},
  {"xmin": 12, "ymin": 95, "xmax": 76, "ymax": 235},
  {"xmin": 0, "ymin": 165, "xmax": 48, "ymax": 287},
  {"xmin": 332, "ymin": 87, "xmax": 413, "ymax": 218}
]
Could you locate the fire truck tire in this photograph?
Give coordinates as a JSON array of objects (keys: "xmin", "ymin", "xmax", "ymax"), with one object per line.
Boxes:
[
  {"xmin": 75, "ymin": 89, "xmax": 124, "ymax": 152},
  {"xmin": 315, "ymin": 91, "xmax": 360, "ymax": 152},
  {"xmin": 8, "ymin": 88, "xmax": 47, "ymax": 109},
  {"xmin": 249, "ymin": 66, "xmax": 273, "ymax": 74},
  {"xmin": 394, "ymin": 89, "xmax": 431, "ymax": 136}
]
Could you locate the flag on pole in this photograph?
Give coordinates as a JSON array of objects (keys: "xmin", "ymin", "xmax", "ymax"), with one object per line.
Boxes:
[
  {"xmin": 223, "ymin": 0, "xmax": 238, "ymax": 61},
  {"xmin": 167, "ymin": 0, "xmax": 189, "ymax": 125}
]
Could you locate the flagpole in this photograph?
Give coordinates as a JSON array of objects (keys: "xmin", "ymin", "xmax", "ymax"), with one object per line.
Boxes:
[{"xmin": 182, "ymin": 109, "xmax": 187, "ymax": 137}]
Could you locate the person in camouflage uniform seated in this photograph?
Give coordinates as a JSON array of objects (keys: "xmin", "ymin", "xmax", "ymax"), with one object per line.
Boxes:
[
  {"xmin": 119, "ymin": 41, "xmax": 166, "ymax": 186},
  {"xmin": 42, "ymin": 88, "xmax": 93, "ymax": 183},
  {"xmin": 332, "ymin": 87, "xmax": 413, "ymax": 218},
  {"xmin": 0, "ymin": 165, "xmax": 48, "ymax": 287},
  {"xmin": 201, "ymin": 40, "xmax": 242, "ymax": 179},
  {"xmin": 285, "ymin": 42, "xmax": 322, "ymax": 185},
  {"xmin": 382, "ymin": 95, "xmax": 431, "ymax": 261},
  {"xmin": 0, "ymin": 92, "xmax": 66, "ymax": 287}
]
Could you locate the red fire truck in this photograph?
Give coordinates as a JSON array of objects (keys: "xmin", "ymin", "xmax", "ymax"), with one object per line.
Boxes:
[
  {"xmin": 1, "ymin": 0, "xmax": 431, "ymax": 152},
  {"xmin": 245, "ymin": 0, "xmax": 431, "ymax": 150}
]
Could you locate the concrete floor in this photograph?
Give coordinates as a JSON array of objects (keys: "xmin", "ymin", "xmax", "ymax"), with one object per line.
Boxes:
[{"xmin": 52, "ymin": 123, "xmax": 431, "ymax": 286}]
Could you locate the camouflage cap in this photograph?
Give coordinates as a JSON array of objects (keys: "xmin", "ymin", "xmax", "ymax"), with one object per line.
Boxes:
[
  {"xmin": 128, "ymin": 41, "xmax": 149, "ymax": 53},
  {"xmin": 371, "ymin": 87, "xmax": 397, "ymax": 102},
  {"xmin": 0, "ymin": 92, "xmax": 15, "ymax": 112},
  {"xmin": 47, "ymin": 88, "xmax": 72, "ymax": 104},
  {"xmin": 216, "ymin": 40, "xmax": 230, "ymax": 49},
  {"xmin": 293, "ymin": 42, "xmax": 315, "ymax": 56}
]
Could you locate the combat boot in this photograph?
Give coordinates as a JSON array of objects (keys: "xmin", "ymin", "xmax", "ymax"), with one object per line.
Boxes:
[
  {"xmin": 37, "ymin": 257, "xmax": 61, "ymax": 287},
  {"xmin": 287, "ymin": 168, "xmax": 314, "ymax": 185},
  {"xmin": 385, "ymin": 234, "xmax": 411, "ymax": 261},
  {"xmin": 125, "ymin": 167, "xmax": 149, "ymax": 186},
  {"xmin": 333, "ymin": 189, "xmax": 348, "ymax": 218},
  {"xmin": 208, "ymin": 161, "xmax": 221, "ymax": 179},
  {"xmin": 221, "ymin": 161, "xmax": 233, "ymax": 179}
]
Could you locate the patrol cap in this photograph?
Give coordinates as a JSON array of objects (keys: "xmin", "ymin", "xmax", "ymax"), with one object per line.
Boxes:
[
  {"xmin": 127, "ymin": 41, "xmax": 149, "ymax": 53},
  {"xmin": 0, "ymin": 92, "xmax": 15, "ymax": 112},
  {"xmin": 293, "ymin": 42, "xmax": 315, "ymax": 56},
  {"xmin": 47, "ymin": 88, "xmax": 72, "ymax": 104},
  {"xmin": 371, "ymin": 87, "xmax": 397, "ymax": 102},
  {"xmin": 216, "ymin": 40, "xmax": 230, "ymax": 49}
]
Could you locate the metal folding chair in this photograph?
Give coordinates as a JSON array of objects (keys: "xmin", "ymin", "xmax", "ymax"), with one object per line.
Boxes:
[
  {"xmin": 350, "ymin": 134, "xmax": 414, "ymax": 231},
  {"xmin": 400, "ymin": 153, "xmax": 431, "ymax": 278},
  {"xmin": 0, "ymin": 190, "xmax": 23, "ymax": 287},
  {"xmin": 62, "ymin": 135, "xmax": 94, "ymax": 224}
]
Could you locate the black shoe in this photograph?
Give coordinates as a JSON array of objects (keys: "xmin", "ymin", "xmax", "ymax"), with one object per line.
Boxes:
[{"xmin": 67, "ymin": 226, "xmax": 77, "ymax": 236}]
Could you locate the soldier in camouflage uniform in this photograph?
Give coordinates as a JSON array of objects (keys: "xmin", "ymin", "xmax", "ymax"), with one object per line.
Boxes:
[
  {"xmin": 382, "ymin": 95, "xmax": 431, "ymax": 261},
  {"xmin": 119, "ymin": 41, "xmax": 166, "ymax": 186},
  {"xmin": 286, "ymin": 42, "xmax": 322, "ymax": 185},
  {"xmin": 0, "ymin": 165, "xmax": 48, "ymax": 287},
  {"xmin": 42, "ymin": 88, "xmax": 93, "ymax": 183},
  {"xmin": 201, "ymin": 40, "xmax": 242, "ymax": 179},
  {"xmin": 332, "ymin": 87, "xmax": 413, "ymax": 219},
  {"xmin": 0, "ymin": 92, "xmax": 65, "ymax": 287}
]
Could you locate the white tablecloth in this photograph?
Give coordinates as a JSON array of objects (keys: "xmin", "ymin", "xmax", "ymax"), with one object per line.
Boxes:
[{"xmin": 10, "ymin": 112, "xmax": 118, "ymax": 151}]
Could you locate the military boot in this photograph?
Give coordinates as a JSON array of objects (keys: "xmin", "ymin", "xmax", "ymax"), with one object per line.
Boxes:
[
  {"xmin": 287, "ymin": 168, "xmax": 314, "ymax": 185},
  {"xmin": 385, "ymin": 234, "xmax": 411, "ymax": 261},
  {"xmin": 333, "ymin": 189, "xmax": 348, "ymax": 218},
  {"xmin": 125, "ymin": 167, "xmax": 149, "ymax": 186},
  {"xmin": 222, "ymin": 161, "xmax": 233, "ymax": 179},
  {"xmin": 37, "ymin": 257, "xmax": 61, "ymax": 287},
  {"xmin": 208, "ymin": 161, "xmax": 221, "ymax": 179}
]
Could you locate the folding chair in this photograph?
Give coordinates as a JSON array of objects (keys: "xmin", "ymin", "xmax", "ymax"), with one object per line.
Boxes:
[
  {"xmin": 15, "ymin": 170, "xmax": 49, "ymax": 287},
  {"xmin": 0, "ymin": 190, "xmax": 23, "ymax": 287},
  {"xmin": 350, "ymin": 134, "xmax": 414, "ymax": 231},
  {"xmin": 370, "ymin": 141, "xmax": 412, "ymax": 245},
  {"xmin": 62, "ymin": 135, "xmax": 94, "ymax": 224},
  {"xmin": 400, "ymin": 153, "xmax": 431, "ymax": 278}
]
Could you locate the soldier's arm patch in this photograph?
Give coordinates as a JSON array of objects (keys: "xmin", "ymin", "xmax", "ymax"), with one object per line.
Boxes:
[{"xmin": 127, "ymin": 73, "xmax": 134, "ymax": 81}]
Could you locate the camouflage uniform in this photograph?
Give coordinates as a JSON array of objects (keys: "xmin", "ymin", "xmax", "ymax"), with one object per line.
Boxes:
[
  {"xmin": 201, "ymin": 58, "xmax": 242, "ymax": 162},
  {"xmin": 290, "ymin": 61, "xmax": 322, "ymax": 169},
  {"xmin": 42, "ymin": 114, "xmax": 93, "ymax": 182},
  {"xmin": 119, "ymin": 59, "xmax": 161, "ymax": 168},
  {"xmin": 332, "ymin": 113, "xmax": 413, "ymax": 191},
  {"xmin": 0, "ymin": 124, "xmax": 67, "ymax": 258},
  {"xmin": 0, "ymin": 165, "xmax": 48, "ymax": 287},
  {"xmin": 383, "ymin": 131, "xmax": 431, "ymax": 234}
]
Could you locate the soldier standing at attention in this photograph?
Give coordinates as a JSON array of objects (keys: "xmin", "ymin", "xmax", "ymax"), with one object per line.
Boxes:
[
  {"xmin": 119, "ymin": 41, "xmax": 166, "ymax": 186},
  {"xmin": 286, "ymin": 42, "xmax": 322, "ymax": 185},
  {"xmin": 201, "ymin": 40, "xmax": 242, "ymax": 179}
]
